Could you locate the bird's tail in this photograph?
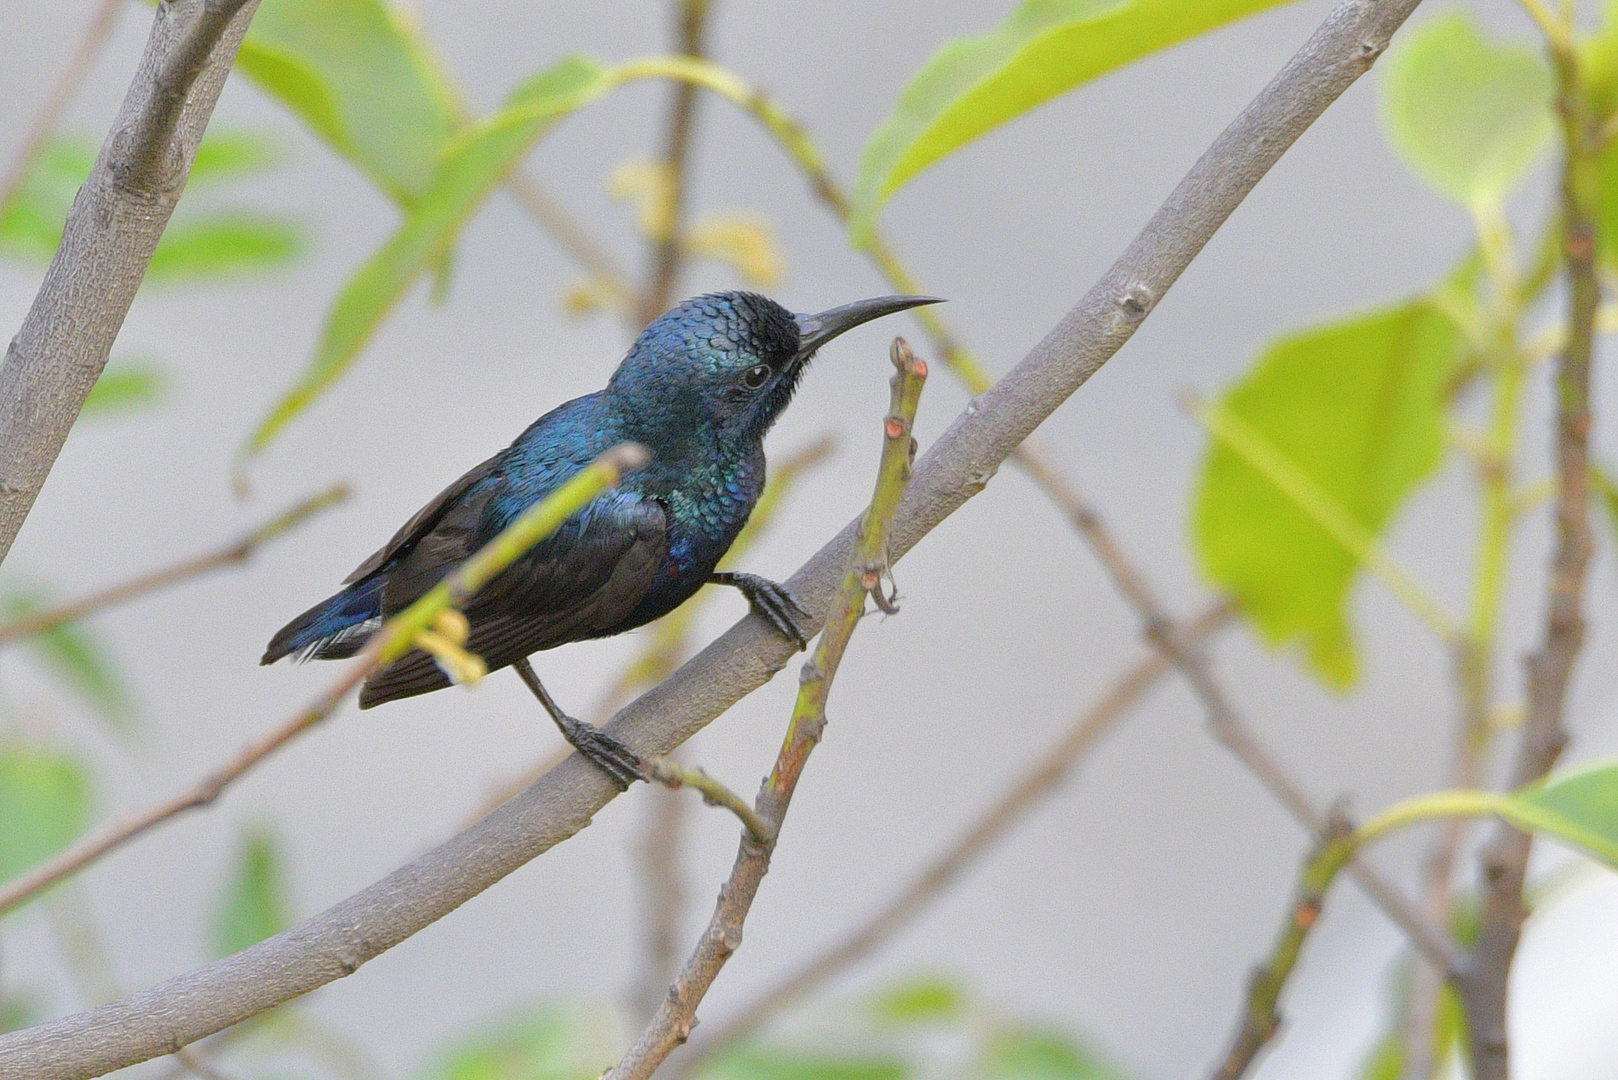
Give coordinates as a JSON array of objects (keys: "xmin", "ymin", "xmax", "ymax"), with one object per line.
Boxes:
[{"xmin": 261, "ymin": 574, "xmax": 386, "ymax": 665}]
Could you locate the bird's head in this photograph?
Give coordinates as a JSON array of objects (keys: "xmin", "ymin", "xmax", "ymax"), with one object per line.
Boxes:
[{"xmin": 609, "ymin": 291, "xmax": 941, "ymax": 450}]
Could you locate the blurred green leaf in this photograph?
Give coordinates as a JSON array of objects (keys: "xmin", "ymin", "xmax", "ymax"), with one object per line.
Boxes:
[
  {"xmin": 423, "ymin": 1001, "xmax": 617, "ymax": 1080},
  {"xmin": 238, "ymin": 0, "xmax": 462, "ymax": 205},
  {"xmin": 0, "ymin": 139, "xmax": 94, "ymax": 262},
  {"xmin": 243, "ymin": 55, "xmax": 614, "ymax": 458},
  {"xmin": 1592, "ymin": 466, "xmax": 1618, "ymax": 544},
  {"xmin": 188, "ymin": 131, "xmax": 284, "ymax": 186},
  {"xmin": 2, "ymin": 588, "xmax": 136, "ymax": 730},
  {"xmin": 1501, "ymin": 760, "xmax": 1618, "ymax": 868},
  {"xmin": 147, "ymin": 215, "xmax": 302, "ymax": 282},
  {"xmin": 867, "ymin": 974, "xmax": 968, "ymax": 1025},
  {"xmin": 0, "ymin": 743, "xmax": 92, "ymax": 897},
  {"xmin": 1193, "ymin": 301, "xmax": 1461, "ymax": 687},
  {"xmin": 703, "ymin": 1045, "xmax": 907, "ymax": 1080},
  {"xmin": 0, "ymin": 133, "xmax": 297, "ymax": 280},
  {"xmin": 0, "ymin": 990, "xmax": 38, "ymax": 1034},
  {"xmin": 81, "ymin": 362, "xmax": 166, "ymax": 417},
  {"xmin": 1379, "ymin": 13, "xmax": 1553, "ymax": 209},
  {"xmin": 977, "ymin": 1026, "xmax": 1128, "ymax": 1080},
  {"xmin": 210, "ymin": 826, "xmax": 293, "ymax": 958},
  {"xmin": 849, "ymin": 0, "xmax": 1293, "ymax": 241}
]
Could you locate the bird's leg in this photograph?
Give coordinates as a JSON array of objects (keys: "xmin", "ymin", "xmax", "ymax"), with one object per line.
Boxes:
[
  {"xmin": 512, "ymin": 657, "xmax": 644, "ymax": 791},
  {"xmin": 709, "ymin": 571, "xmax": 812, "ymax": 649}
]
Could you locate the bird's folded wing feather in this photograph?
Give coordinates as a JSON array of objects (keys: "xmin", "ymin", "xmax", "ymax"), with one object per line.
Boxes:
[{"xmin": 343, "ymin": 452, "xmax": 504, "ymax": 585}]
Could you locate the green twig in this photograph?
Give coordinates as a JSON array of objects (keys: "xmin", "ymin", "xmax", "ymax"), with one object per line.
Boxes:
[
  {"xmin": 603, "ymin": 340, "xmax": 927, "ymax": 1080},
  {"xmin": 644, "ymin": 757, "xmax": 769, "ymax": 843},
  {"xmin": 0, "ymin": 446, "xmax": 647, "ymax": 918}
]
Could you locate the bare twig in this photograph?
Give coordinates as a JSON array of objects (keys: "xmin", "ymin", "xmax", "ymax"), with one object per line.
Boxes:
[
  {"xmin": 0, "ymin": 0, "xmax": 262, "ymax": 572},
  {"xmin": 675, "ymin": 601, "xmax": 1233, "ymax": 1073},
  {"xmin": 637, "ymin": 0, "xmax": 714, "ymax": 327},
  {"xmin": 631, "ymin": 761, "xmax": 693, "ymax": 1022},
  {"xmin": 0, "ymin": 4, "xmax": 1432, "ymax": 1071},
  {"xmin": 0, "ymin": 449, "xmax": 644, "ymax": 919},
  {"xmin": 1210, "ymin": 812, "xmax": 1358, "ymax": 1080},
  {"xmin": 645, "ymin": 756, "xmax": 771, "ymax": 843},
  {"xmin": 0, "ymin": 485, "xmax": 349, "ymax": 646},
  {"xmin": 0, "ymin": 0, "xmax": 124, "ymax": 214},
  {"xmin": 1456, "ymin": 24, "xmax": 1600, "ymax": 1079},
  {"xmin": 606, "ymin": 339, "xmax": 925, "ymax": 1080},
  {"xmin": 504, "ymin": 169, "xmax": 634, "ymax": 306}
]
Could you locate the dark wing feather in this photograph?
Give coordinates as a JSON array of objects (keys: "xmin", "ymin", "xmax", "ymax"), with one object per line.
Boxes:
[
  {"xmin": 359, "ymin": 493, "xmax": 669, "ymax": 708},
  {"xmin": 343, "ymin": 452, "xmax": 503, "ymax": 585}
]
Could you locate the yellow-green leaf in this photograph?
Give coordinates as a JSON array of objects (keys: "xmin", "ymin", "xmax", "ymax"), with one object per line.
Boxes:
[
  {"xmin": 0, "ymin": 743, "xmax": 92, "ymax": 901},
  {"xmin": 238, "ymin": 0, "xmax": 462, "ymax": 206},
  {"xmin": 978, "ymin": 1026, "xmax": 1130, "ymax": 1080},
  {"xmin": 1501, "ymin": 761, "xmax": 1618, "ymax": 869},
  {"xmin": 209, "ymin": 826, "xmax": 292, "ymax": 958},
  {"xmin": 81, "ymin": 362, "xmax": 165, "ymax": 417},
  {"xmin": 1193, "ymin": 301, "xmax": 1461, "ymax": 687},
  {"xmin": 1379, "ymin": 13, "xmax": 1553, "ymax": 210},
  {"xmin": 3, "ymin": 587, "xmax": 136, "ymax": 730},
  {"xmin": 849, "ymin": 0, "xmax": 1295, "ymax": 242},
  {"xmin": 243, "ymin": 55, "xmax": 614, "ymax": 458},
  {"xmin": 425, "ymin": 1002, "xmax": 618, "ymax": 1080},
  {"xmin": 147, "ymin": 215, "xmax": 302, "ymax": 282}
]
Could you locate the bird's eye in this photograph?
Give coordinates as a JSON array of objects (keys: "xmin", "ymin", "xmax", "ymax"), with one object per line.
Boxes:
[{"xmin": 742, "ymin": 364, "xmax": 772, "ymax": 389}]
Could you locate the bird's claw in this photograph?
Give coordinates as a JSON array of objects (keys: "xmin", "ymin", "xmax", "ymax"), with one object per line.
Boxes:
[
  {"xmin": 557, "ymin": 714, "xmax": 645, "ymax": 791},
  {"xmin": 713, "ymin": 572, "xmax": 812, "ymax": 650}
]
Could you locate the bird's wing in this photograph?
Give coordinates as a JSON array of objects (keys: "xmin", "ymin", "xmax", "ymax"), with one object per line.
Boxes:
[
  {"xmin": 358, "ymin": 492, "xmax": 670, "ymax": 707},
  {"xmin": 342, "ymin": 452, "xmax": 504, "ymax": 585}
]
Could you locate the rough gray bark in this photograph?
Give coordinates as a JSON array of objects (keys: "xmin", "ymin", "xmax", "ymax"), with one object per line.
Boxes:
[
  {"xmin": 0, "ymin": 0, "xmax": 260, "ymax": 570},
  {"xmin": 0, "ymin": 1, "xmax": 1426, "ymax": 1076}
]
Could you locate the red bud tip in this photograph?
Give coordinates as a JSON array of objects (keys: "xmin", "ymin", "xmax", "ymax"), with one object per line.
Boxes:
[
  {"xmin": 885, "ymin": 417, "xmax": 906, "ymax": 439},
  {"xmin": 913, "ymin": 360, "xmax": 928, "ymax": 378}
]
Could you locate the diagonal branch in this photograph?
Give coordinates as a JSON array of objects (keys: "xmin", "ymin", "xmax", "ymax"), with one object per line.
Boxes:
[
  {"xmin": 674, "ymin": 601, "xmax": 1233, "ymax": 1075},
  {"xmin": 0, "ymin": 485, "xmax": 348, "ymax": 647},
  {"xmin": 0, "ymin": 0, "xmax": 262, "ymax": 572},
  {"xmin": 0, "ymin": 2, "xmax": 1432, "ymax": 1073}
]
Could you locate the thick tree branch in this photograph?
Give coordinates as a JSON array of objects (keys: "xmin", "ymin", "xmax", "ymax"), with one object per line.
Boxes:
[
  {"xmin": 0, "ymin": 0, "xmax": 263, "ymax": 571},
  {"xmin": 674, "ymin": 601, "xmax": 1232, "ymax": 1075},
  {"xmin": 0, "ymin": 3, "xmax": 1430, "ymax": 1073},
  {"xmin": 1456, "ymin": 26, "xmax": 1600, "ymax": 1079}
]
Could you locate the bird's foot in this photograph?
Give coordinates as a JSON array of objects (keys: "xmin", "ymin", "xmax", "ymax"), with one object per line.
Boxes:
[
  {"xmin": 711, "ymin": 571, "xmax": 812, "ymax": 650},
  {"xmin": 555, "ymin": 713, "xmax": 645, "ymax": 791}
]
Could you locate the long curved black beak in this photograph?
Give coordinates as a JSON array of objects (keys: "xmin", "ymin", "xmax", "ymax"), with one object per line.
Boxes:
[{"xmin": 793, "ymin": 295, "xmax": 943, "ymax": 363}]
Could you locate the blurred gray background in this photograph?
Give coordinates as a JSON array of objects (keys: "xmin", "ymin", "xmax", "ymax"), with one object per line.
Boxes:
[{"xmin": 2, "ymin": 0, "xmax": 1617, "ymax": 1077}]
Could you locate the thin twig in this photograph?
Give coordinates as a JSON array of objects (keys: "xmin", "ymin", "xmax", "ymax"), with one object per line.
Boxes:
[
  {"xmin": 637, "ymin": 0, "xmax": 714, "ymax": 328},
  {"xmin": 0, "ymin": 485, "xmax": 349, "ymax": 646},
  {"xmin": 1456, "ymin": 22, "xmax": 1600, "ymax": 1079},
  {"xmin": 504, "ymin": 169, "xmax": 634, "ymax": 306},
  {"xmin": 0, "ymin": 3, "xmax": 1433, "ymax": 1070},
  {"xmin": 645, "ymin": 756, "xmax": 770, "ymax": 843},
  {"xmin": 1210, "ymin": 812, "xmax": 1358, "ymax": 1080},
  {"xmin": 605, "ymin": 339, "xmax": 926, "ymax": 1080},
  {"xmin": 675, "ymin": 601, "xmax": 1233, "ymax": 1074},
  {"xmin": 0, "ymin": 0, "xmax": 263, "ymax": 572},
  {"xmin": 0, "ymin": 449, "xmax": 644, "ymax": 919},
  {"xmin": 0, "ymin": 0, "xmax": 124, "ymax": 214}
]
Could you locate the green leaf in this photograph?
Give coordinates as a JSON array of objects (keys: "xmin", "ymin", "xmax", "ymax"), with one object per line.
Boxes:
[
  {"xmin": 423, "ymin": 1001, "xmax": 617, "ymax": 1080},
  {"xmin": 1592, "ymin": 466, "xmax": 1618, "ymax": 548},
  {"xmin": 0, "ymin": 990, "xmax": 38, "ymax": 1034},
  {"xmin": 209, "ymin": 826, "xmax": 293, "ymax": 958},
  {"xmin": 1501, "ymin": 761, "xmax": 1618, "ymax": 869},
  {"xmin": 1379, "ymin": 13, "xmax": 1553, "ymax": 209},
  {"xmin": 0, "ymin": 743, "xmax": 92, "ymax": 898},
  {"xmin": 976, "ymin": 1025, "xmax": 1129, "ymax": 1080},
  {"xmin": 1193, "ymin": 301, "xmax": 1461, "ymax": 687},
  {"xmin": 238, "ymin": 0, "xmax": 462, "ymax": 205},
  {"xmin": 81, "ymin": 362, "xmax": 165, "ymax": 417},
  {"xmin": 243, "ymin": 55, "xmax": 615, "ymax": 458},
  {"xmin": 867, "ymin": 974, "xmax": 968, "ymax": 1024},
  {"xmin": 0, "ymin": 139, "xmax": 95, "ymax": 262},
  {"xmin": 187, "ymin": 131, "xmax": 283, "ymax": 187},
  {"xmin": 849, "ymin": 0, "xmax": 1294, "ymax": 241},
  {"xmin": 2, "ymin": 587, "xmax": 136, "ymax": 730},
  {"xmin": 148, "ymin": 214, "xmax": 303, "ymax": 282},
  {"xmin": 702, "ymin": 1046, "xmax": 907, "ymax": 1080}
]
